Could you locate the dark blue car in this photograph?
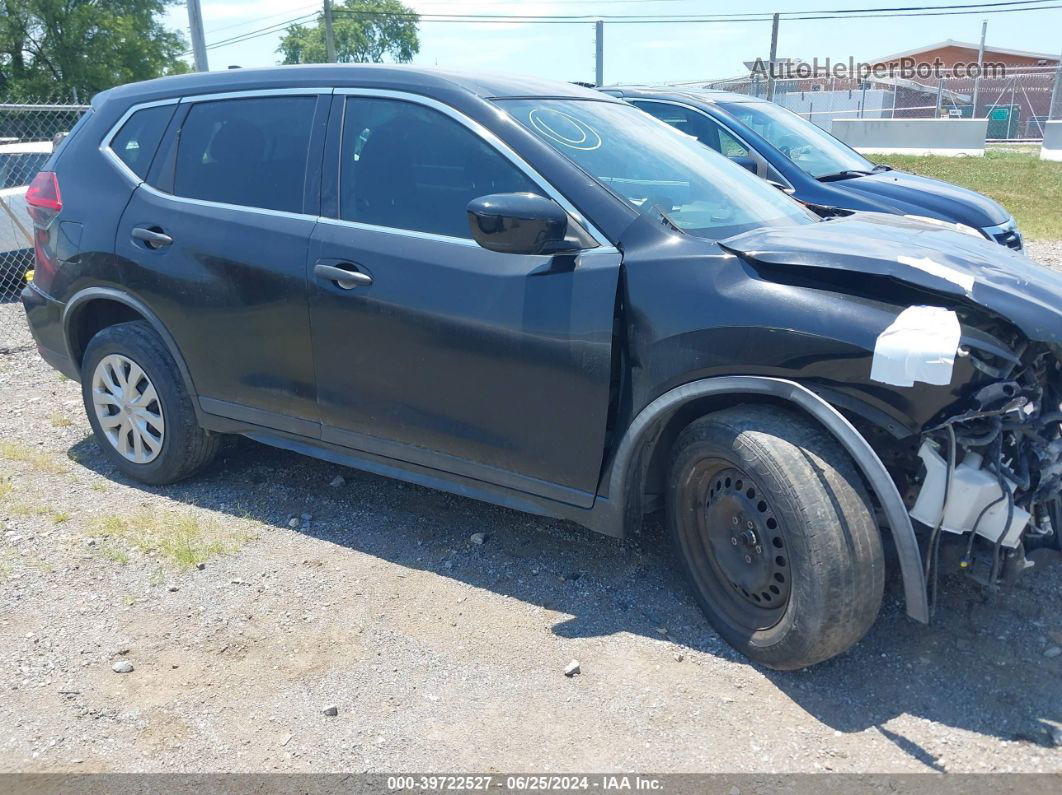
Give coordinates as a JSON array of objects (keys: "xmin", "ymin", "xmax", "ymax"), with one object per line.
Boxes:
[{"xmin": 603, "ymin": 87, "xmax": 1023, "ymax": 251}]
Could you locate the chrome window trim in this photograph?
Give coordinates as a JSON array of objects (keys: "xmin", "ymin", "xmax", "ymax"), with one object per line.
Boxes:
[
  {"xmin": 99, "ymin": 97, "xmax": 181, "ymax": 188},
  {"xmin": 100, "ymin": 89, "xmax": 331, "ymax": 193},
  {"xmin": 176, "ymin": 87, "xmax": 335, "ymax": 104},
  {"xmin": 332, "ymin": 87, "xmax": 610, "ymax": 247},
  {"xmin": 138, "ymin": 182, "xmax": 319, "ymax": 222},
  {"xmin": 317, "ymin": 214, "xmax": 620, "ymax": 256},
  {"xmin": 317, "ymin": 215, "xmax": 480, "ymax": 247}
]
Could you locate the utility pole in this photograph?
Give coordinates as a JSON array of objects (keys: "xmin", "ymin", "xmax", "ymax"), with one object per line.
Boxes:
[
  {"xmin": 595, "ymin": 20, "xmax": 604, "ymax": 86},
  {"xmin": 1049, "ymin": 49, "xmax": 1062, "ymax": 120},
  {"xmin": 187, "ymin": 0, "xmax": 209, "ymax": 72},
  {"xmin": 324, "ymin": 0, "xmax": 337, "ymax": 63},
  {"xmin": 766, "ymin": 13, "xmax": 780, "ymax": 102},
  {"xmin": 971, "ymin": 19, "xmax": 987, "ymax": 116}
]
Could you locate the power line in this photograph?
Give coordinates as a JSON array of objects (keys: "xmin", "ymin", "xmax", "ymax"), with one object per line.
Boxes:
[
  {"xmin": 195, "ymin": 0, "xmax": 1062, "ymax": 54},
  {"xmin": 203, "ymin": 3, "xmax": 321, "ymax": 37},
  {"xmin": 335, "ymin": 0, "xmax": 1060, "ymax": 19}
]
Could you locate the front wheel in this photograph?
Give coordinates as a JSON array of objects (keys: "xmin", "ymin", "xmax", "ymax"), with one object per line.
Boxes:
[{"xmin": 666, "ymin": 405, "xmax": 884, "ymax": 669}]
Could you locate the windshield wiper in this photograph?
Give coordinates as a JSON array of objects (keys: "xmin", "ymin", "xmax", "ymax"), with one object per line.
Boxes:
[
  {"xmin": 817, "ymin": 169, "xmax": 874, "ymax": 182},
  {"xmin": 872, "ymin": 163, "xmax": 893, "ymax": 172}
]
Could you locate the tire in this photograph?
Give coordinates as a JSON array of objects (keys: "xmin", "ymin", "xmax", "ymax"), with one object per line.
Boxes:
[
  {"xmin": 665, "ymin": 405, "xmax": 884, "ymax": 670},
  {"xmin": 80, "ymin": 321, "xmax": 219, "ymax": 485}
]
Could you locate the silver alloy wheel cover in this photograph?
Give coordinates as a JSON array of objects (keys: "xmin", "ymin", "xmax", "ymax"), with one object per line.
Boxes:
[{"xmin": 91, "ymin": 353, "xmax": 165, "ymax": 464}]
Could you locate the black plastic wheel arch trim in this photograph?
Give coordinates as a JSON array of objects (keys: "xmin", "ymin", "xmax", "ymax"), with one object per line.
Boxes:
[
  {"xmin": 61, "ymin": 287, "xmax": 202, "ymax": 417},
  {"xmin": 600, "ymin": 376, "xmax": 929, "ymax": 624}
]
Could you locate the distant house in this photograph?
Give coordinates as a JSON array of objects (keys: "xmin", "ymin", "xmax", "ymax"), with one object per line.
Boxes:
[
  {"xmin": 869, "ymin": 39, "xmax": 1058, "ymax": 72},
  {"xmin": 868, "ymin": 40, "xmax": 1059, "ymax": 136}
]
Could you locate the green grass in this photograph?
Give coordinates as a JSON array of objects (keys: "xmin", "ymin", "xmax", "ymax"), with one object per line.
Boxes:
[
  {"xmin": 90, "ymin": 510, "xmax": 251, "ymax": 568},
  {"xmin": 0, "ymin": 441, "xmax": 68, "ymax": 475},
  {"xmin": 870, "ymin": 150, "xmax": 1062, "ymax": 241}
]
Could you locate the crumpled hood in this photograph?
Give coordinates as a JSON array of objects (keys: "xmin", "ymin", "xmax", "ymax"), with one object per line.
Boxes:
[
  {"xmin": 719, "ymin": 213, "xmax": 1062, "ymax": 344},
  {"xmin": 825, "ymin": 169, "xmax": 1010, "ymax": 227}
]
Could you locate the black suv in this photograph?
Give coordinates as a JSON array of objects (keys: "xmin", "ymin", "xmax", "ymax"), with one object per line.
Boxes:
[{"xmin": 21, "ymin": 66, "xmax": 1062, "ymax": 669}]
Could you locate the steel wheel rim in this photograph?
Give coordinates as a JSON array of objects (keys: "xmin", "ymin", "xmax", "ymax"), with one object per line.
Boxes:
[
  {"xmin": 91, "ymin": 353, "xmax": 165, "ymax": 464},
  {"xmin": 680, "ymin": 459, "xmax": 791, "ymax": 633}
]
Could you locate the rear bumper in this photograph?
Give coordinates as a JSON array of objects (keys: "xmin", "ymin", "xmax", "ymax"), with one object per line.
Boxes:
[{"xmin": 20, "ymin": 282, "xmax": 79, "ymax": 381}]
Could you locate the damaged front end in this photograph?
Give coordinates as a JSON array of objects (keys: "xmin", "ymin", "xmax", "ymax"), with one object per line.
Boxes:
[
  {"xmin": 909, "ymin": 336, "xmax": 1062, "ymax": 586},
  {"xmin": 720, "ymin": 213, "xmax": 1062, "ymax": 599}
]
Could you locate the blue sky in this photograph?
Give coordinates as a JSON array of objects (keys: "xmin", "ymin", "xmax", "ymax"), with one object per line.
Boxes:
[{"xmin": 163, "ymin": 1, "xmax": 1062, "ymax": 83}]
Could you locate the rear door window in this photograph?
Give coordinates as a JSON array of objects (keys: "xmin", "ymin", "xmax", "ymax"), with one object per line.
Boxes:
[
  {"xmin": 338, "ymin": 96, "xmax": 540, "ymax": 238},
  {"xmin": 173, "ymin": 96, "xmax": 316, "ymax": 214},
  {"xmin": 110, "ymin": 104, "xmax": 176, "ymax": 180}
]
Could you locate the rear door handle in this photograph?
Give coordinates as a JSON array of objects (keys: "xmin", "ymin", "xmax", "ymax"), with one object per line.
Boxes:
[
  {"xmin": 131, "ymin": 226, "xmax": 173, "ymax": 248},
  {"xmin": 314, "ymin": 261, "xmax": 373, "ymax": 289}
]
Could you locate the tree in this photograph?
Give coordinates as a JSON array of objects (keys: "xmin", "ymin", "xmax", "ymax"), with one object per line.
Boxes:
[
  {"xmin": 0, "ymin": 0, "xmax": 189, "ymax": 100},
  {"xmin": 278, "ymin": 0, "xmax": 419, "ymax": 66}
]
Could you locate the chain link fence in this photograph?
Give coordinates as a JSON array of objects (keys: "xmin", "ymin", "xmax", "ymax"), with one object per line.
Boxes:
[
  {"xmin": 679, "ymin": 64, "xmax": 1061, "ymax": 140},
  {"xmin": 1, "ymin": 100, "xmax": 88, "ymax": 351}
]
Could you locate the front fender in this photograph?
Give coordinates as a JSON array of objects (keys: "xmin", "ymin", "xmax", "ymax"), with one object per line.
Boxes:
[{"xmin": 595, "ymin": 375, "xmax": 929, "ymax": 624}]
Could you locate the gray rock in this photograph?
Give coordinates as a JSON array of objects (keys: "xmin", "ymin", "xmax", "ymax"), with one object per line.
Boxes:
[
  {"xmin": 329, "ymin": 475, "xmax": 345, "ymax": 488},
  {"xmin": 322, "ymin": 704, "xmax": 338, "ymax": 717},
  {"xmin": 470, "ymin": 532, "xmax": 486, "ymax": 545},
  {"xmin": 288, "ymin": 517, "xmax": 300, "ymax": 528},
  {"xmin": 1052, "ymin": 726, "xmax": 1062, "ymax": 748},
  {"xmin": 564, "ymin": 659, "xmax": 580, "ymax": 677},
  {"xmin": 111, "ymin": 660, "xmax": 134, "ymax": 674},
  {"xmin": 196, "ymin": 562, "xmax": 206, "ymax": 570},
  {"xmin": 1044, "ymin": 646, "xmax": 1061, "ymax": 658},
  {"xmin": 167, "ymin": 585, "xmax": 179, "ymax": 592},
  {"xmin": 301, "ymin": 513, "xmax": 313, "ymax": 522}
]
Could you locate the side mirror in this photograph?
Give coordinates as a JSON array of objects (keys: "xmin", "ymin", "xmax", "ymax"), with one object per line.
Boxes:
[
  {"xmin": 467, "ymin": 193, "xmax": 580, "ymax": 255},
  {"xmin": 730, "ymin": 155, "xmax": 758, "ymax": 175}
]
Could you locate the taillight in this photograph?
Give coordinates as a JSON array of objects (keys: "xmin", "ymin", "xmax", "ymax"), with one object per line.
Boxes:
[{"xmin": 25, "ymin": 171, "xmax": 62, "ymax": 228}]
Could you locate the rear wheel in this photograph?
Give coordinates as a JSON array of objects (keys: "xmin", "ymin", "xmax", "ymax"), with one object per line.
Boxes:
[
  {"xmin": 81, "ymin": 321, "xmax": 219, "ymax": 485},
  {"xmin": 666, "ymin": 405, "xmax": 884, "ymax": 669}
]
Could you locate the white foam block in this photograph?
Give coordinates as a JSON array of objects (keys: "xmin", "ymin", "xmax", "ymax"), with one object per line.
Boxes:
[{"xmin": 871, "ymin": 305, "xmax": 961, "ymax": 388}]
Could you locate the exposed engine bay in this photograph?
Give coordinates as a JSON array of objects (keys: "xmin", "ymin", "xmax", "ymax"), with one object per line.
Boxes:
[{"xmin": 902, "ymin": 331, "xmax": 1062, "ymax": 592}]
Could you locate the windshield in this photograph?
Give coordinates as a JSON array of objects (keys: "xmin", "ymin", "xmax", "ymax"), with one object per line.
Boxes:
[
  {"xmin": 496, "ymin": 99, "xmax": 814, "ymax": 240},
  {"xmin": 717, "ymin": 100, "xmax": 874, "ymax": 179}
]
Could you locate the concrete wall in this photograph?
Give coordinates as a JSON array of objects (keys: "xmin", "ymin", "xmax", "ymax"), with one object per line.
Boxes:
[
  {"xmin": 778, "ymin": 89, "xmax": 893, "ymax": 134},
  {"xmin": 1041, "ymin": 120, "xmax": 1062, "ymax": 162},
  {"xmin": 832, "ymin": 118, "xmax": 988, "ymax": 156}
]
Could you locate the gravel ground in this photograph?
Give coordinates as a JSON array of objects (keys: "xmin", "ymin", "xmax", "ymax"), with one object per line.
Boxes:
[{"xmin": 0, "ymin": 243, "xmax": 1060, "ymax": 774}]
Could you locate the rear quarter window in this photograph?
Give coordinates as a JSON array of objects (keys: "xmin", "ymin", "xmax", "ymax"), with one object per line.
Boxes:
[{"xmin": 110, "ymin": 104, "xmax": 177, "ymax": 180}]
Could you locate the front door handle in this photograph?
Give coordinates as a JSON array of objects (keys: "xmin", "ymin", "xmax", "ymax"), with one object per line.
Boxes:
[
  {"xmin": 314, "ymin": 262, "xmax": 373, "ymax": 289},
  {"xmin": 131, "ymin": 226, "xmax": 173, "ymax": 249}
]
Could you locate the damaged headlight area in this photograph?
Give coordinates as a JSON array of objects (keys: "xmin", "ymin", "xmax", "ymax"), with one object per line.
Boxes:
[{"xmin": 908, "ymin": 336, "xmax": 1062, "ymax": 587}]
